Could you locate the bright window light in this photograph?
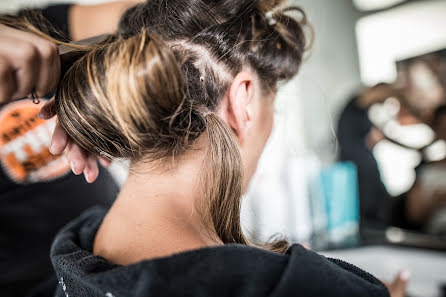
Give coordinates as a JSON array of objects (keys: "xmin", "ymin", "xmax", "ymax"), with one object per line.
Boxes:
[{"xmin": 356, "ymin": 1, "xmax": 446, "ymax": 85}]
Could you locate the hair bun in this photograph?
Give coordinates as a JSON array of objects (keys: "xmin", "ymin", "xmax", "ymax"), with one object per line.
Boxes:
[
  {"xmin": 55, "ymin": 31, "xmax": 190, "ymax": 160},
  {"xmin": 205, "ymin": 0, "xmax": 311, "ymax": 84}
]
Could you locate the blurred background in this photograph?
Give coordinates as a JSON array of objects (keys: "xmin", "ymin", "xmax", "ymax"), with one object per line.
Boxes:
[{"xmin": 1, "ymin": 0, "xmax": 446, "ymax": 296}]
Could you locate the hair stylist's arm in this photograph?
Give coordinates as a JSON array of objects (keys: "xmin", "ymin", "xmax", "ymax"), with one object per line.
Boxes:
[{"xmin": 0, "ymin": 23, "xmax": 60, "ymax": 102}]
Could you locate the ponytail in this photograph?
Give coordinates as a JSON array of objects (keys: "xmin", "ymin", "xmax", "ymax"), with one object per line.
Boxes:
[
  {"xmin": 202, "ymin": 113, "xmax": 245, "ymax": 244},
  {"xmin": 201, "ymin": 113, "xmax": 289, "ymax": 253}
]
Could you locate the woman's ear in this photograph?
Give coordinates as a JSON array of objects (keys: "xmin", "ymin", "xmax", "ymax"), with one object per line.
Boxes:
[{"xmin": 218, "ymin": 72, "xmax": 255, "ymax": 143}]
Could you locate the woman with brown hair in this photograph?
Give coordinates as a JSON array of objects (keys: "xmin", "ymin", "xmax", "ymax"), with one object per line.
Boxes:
[{"xmin": 3, "ymin": 0, "xmax": 390, "ymax": 296}]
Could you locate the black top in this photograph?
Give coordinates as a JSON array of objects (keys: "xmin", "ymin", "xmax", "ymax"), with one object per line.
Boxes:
[
  {"xmin": 38, "ymin": 4, "xmax": 71, "ymax": 37},
  {"xmin": 0, "ymin": 5, "xmax": 119, "ymax": 297},
  {"xmin": 17, "ymin": 4, "xmax": 72, "ymax": 39},
  {"xmin": 48, "ymin": 207, "xmax": 389, "ymax": 297}
]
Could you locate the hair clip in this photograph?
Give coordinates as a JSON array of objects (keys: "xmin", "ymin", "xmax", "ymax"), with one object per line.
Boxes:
[
  {"xmin": 202, "ymin": 111, "xmax": 213, "ymax": 118},
  {"xmin": 93, "ymin": 146, "xmax": 114, "ymax": 160},
  {"xmin": 265, "ymin": 11, "xmax": 277, "ymax": 26}
]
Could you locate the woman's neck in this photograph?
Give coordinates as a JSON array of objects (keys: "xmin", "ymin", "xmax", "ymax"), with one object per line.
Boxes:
[{"xmin": 93, "ymin": 148, "xmax": 222, "ymax": 265}]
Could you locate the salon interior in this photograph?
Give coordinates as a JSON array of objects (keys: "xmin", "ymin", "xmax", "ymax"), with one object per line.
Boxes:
[{"xmin": 1, "ymin": 0, "xmax": 446, "ymax": 296}]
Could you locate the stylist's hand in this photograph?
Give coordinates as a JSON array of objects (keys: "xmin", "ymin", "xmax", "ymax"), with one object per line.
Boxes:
[
  {"xmin": 0, "ymin": 23, "xmax": 60, "ymax": 102},
  {"xmin": 0, "ymin": 24, "xmax": 105, "ymax": 182},
  {"xmin": 383, "ymin": 270, "xmax": 410, "ymax": 297},
  {"xmin": 39, "ymin": 99, "xmax": 111, "ymax": 183}
]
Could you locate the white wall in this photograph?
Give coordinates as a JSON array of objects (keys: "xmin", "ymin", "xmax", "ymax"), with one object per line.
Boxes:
[{"xmin": 295, "ymin": 0, "xmax": 362, "ymax": 161}]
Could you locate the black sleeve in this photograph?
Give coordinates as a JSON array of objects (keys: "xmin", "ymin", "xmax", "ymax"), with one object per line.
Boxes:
[
  {"xmin": 40, "ymin": 4, "xmax": 72, "ymax": 39},
  {"xmin": 17, "ymin": 4, "xmax": 73, "ymax": 40}
]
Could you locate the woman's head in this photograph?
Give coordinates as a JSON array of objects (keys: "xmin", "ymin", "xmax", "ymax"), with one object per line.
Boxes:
[
  {"xmin": 116, "ymin": 0, "xmax": 309, "ymax": 179},
  {"xmin": 55, "ymin": 0, "xmax": 311, "ymax": 251}
]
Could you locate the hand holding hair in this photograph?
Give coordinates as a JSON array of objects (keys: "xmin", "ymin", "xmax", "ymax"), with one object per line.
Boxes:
[
  {"xmin": 0, "ymin": 23, "xmax": 101, "ymax": 182},
  {"xmin": 0, "ymin": 15, "xmax": 117, "ymax": 183},
  {"xmin": 0, "ymin": 23, "xmax": 60, "ymax": 102}
]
